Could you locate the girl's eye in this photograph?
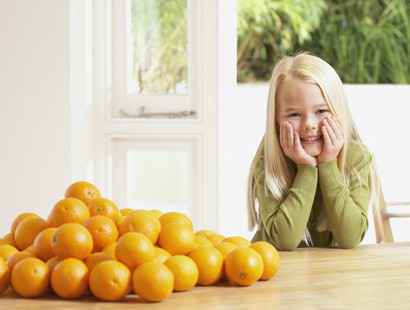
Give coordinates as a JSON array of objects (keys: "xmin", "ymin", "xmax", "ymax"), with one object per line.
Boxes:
[
  {"xmin": 317, "ymin": 109, "xmax": 329, "ymax": 114},
  {"xmin": 288, "ymin": 113, "xmax": 300, "ymax": 118}
]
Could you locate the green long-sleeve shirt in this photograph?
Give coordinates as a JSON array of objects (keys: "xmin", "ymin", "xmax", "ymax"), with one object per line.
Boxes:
[{"xmin": 251, "ymin": 141, "xmax": 373, "ymax": 251}]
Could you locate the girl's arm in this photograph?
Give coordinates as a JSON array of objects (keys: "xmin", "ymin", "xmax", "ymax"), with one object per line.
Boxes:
[
  {"xmin": 255, "ymin": 159, "xmax": 318, "ymax": 251},
  {"xmin": 318, "ymin": 143, "xmax": 372, "ymax": 249}
]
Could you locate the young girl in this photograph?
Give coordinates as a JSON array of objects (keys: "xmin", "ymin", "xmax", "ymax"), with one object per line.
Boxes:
[{"xmin": 247, "ymin": 52, "xmax": 379, "ymax": 251}]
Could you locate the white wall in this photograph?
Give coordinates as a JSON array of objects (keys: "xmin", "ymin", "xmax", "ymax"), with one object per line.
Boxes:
[
  {"xmin": 0, "ymin": 1, "xmax": 71, "ymax": 234},
  {"xmin": 218, "ymin": 85, "xmax": 267, "ymax": 239},
  {"xmin": 69, "ymin": 0, "xmax": 96, "ymax": 185}
]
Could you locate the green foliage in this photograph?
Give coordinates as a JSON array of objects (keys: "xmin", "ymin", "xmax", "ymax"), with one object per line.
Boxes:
[
  {"xmin": 237, "ymin": 0, "xmax": 327, "ymax": 82},
  {"xmin": 238, "ymin": 0, "xmax": 410, "ymax": 84},
  {"xmin": 131, "ymin": 0, "xmax": 187, "ymax": 94}
]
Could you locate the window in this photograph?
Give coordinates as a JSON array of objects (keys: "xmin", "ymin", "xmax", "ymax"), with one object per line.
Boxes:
[
  {"xmin": 129, "ymin": 0, "xmax": 188, "ymax": 95},
  {"xmin": 111, "ymin": 0, "xmax": 198, "ymax": 119},
  {"xmin": 110, "ymin": 136, "xmax": 198, "ymax": 219},
  {"xmin": 237, "ymin": 0, "xmax": 410, "ymax": 84}
]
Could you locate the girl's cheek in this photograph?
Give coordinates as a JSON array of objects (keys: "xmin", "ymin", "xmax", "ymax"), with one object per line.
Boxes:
[
  {"xmin": 322, "ymin": 112, "xmax": 332, "ymax": 120},
  {"xmin": 288, "ymin": 120, "xmax": 300, "ymax": 132},
  {"xmin": 319, "ymin": 115, "xmax": 328, "ymax": 125}
]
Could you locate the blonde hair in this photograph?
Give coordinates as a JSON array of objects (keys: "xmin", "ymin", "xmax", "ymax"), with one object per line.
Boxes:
[{"xmin": 247, "ymin": 52, "xmax": 379, "ymax": 234}]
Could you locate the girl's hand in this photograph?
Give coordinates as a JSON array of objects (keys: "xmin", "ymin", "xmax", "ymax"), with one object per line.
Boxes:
[
  {"xmin": 317, "ymin": 116, "xmax": 345, "ymax": 164},
  {"xmin": 280, "ymin": 121, "xmax": 317, "ymax": 167}
]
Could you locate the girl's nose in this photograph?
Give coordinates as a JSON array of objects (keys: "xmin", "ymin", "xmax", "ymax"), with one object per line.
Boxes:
[
  {"xmin": 304, "ymin": 113, "xmax": 324, "ymax": 132},
  {"xmin": 305, "ymin": 123, "xmax": 317, "ymax": 131},
  {"xmin": 304, "ymin": 119, "xmax": 319, "ymax": 132}
]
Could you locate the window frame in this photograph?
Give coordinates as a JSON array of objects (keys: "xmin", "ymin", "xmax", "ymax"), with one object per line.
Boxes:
[{"xmin": 110, "ymin": 0, "xmax": 199, "ymax": 119}]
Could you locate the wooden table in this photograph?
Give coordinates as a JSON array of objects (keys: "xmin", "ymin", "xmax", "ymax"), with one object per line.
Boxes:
[{"xmin": 2, "ymin": 242, "xmax": 410, "ymax": 309}]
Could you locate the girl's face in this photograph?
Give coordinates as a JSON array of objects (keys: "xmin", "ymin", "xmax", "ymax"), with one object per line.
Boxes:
[{"xmin": 276, "ymin": 77, "xmax": 332, "ymax": 157}]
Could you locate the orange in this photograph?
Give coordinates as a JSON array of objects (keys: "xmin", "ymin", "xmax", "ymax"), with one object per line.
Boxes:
[
  {"xmin": 7, "ymin": 251, "xmax": 34, "ymax": 271},
  {"xmin": 113, "ymin": 213, "xmax": 123, "ymax": 227},
  {"xmin": 149, "ymin": 209, "xmax": 163, "ymax": 219},
  {"xmin": 46, "ymin": 256, "xmax": 62, "ymax": 273},
  {"xmin": 158, "ymin": 223, "xmax": 196, "ymax": 255},
  {"xmin": 152, "ymin": 247, "xmax": 171, "ymax": 264},
  {"xmin": 32, "ymin": 227, "xmax": 57, "ymax": 261},
  {"xmin": 0, "ymin": 260, "xmax": 10, "ymax": 294},
  {"xmin": 215, "ymin": 241, "xmax": 238, "ymax": 281},
  {"xmin": 207, "ymin": 234, "xmax": 225, "ymax": 246},
  {"xmin": 225, "ymin": 247, "xmax": 263, "ymax": 286},
  {"xmin": 10, "ymin": 213, "xmax": 39, "ymax": 237},
  {"xmin": 2, "ymin": 233, "xmax": 16, "ymax": 247},
  {"xmin": 215, "ymin": 241, "xmax": 238, "ymax": 258},
  {"xmin": 250, "ymin": 241, "xmax": 280, "ymax": 280},
  {"xmin": 132, "ymin": 261, "xmax": 174, "ymax": 302},
  {"xmin": 52, "ymin": 223, "xmax": 93, "ymax": 259},
  {"xmin": 115, "ymin": 232, "xmax": 155, "ymax": 270},
  {"xmin": 102, "ymin": 242, "xmax": 117, "ymax": 259},
  {"xmin": 14, "ymin": 217, "xmax": 48, "ymax": 250},
  {"xmin": 84, "ymin": 215, "xmax": 119, "ymax": 252},
  {"xmin": 88, "ymin": 198, "xmax": 120, "ymax": 223},
  {"xmin": 195, "ymin": 229, "xmax": 215, "ymax": 238},
  {"xmin": 223, "ymin": 236, "xmax": 251, "ymax": 247},
  {"xmin": 165, "ymin": 255, "xmax": 198, "ymax": 291},
  {"xmin": 65, "ymin": 181, "xmax": 101, "ymax": 205},
  {"xmin": 188, "ymin": 246, "xmax": 223, "ymax": 286},
  {"xmin": 120, "ymin": 208, "xmax": 135, "ymax": 217},
  {"xmin": 11, "ymin": 257, "xmax": 50, "ymax": 297},
  {"xmin": 47, "ymin": 198, "xmax": 90, "ymax": 227},
  {"xmin": 89, "ymin": 260, "xmax": 130, "ymax": 301},
  {"xmin": 115, "ymin": 215, "xmax": 125, "ymax": 231},
  {"xmin": 85, "ymin": 252, "xmax": 112, "ymax": 272},
  {"xmin": 51, "ymin": 258, "xmax": 89, "ymax": 299},
  {"xmin": 159, "ymin": 212, "xmax": 193, "ymax": 230},
  {"xmin": 24, "ymin": 245, "xmax": 37, "ymax": 255},
  {"xmin": 0, "ymin": 245, "xmax": 18, "ymax": 262},
  {"xmin": 118, "ymin": 211, "xmax": 161, "ymax": 244},
  {"xmin": 193, "ymin": 235, "xmax": 214, "ymax": 250}
]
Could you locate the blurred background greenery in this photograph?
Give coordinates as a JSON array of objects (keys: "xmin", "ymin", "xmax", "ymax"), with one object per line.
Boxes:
[
  {"xmin": 237, "ymin": 0, "xmax": 410, "ymax": 84},
  {"xmin": 131, "ymin": 0, "xmax": 187, "ymax": 94}
]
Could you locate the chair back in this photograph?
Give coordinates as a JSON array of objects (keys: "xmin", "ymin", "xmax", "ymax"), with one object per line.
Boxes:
[{"xmin": 372, "ymin": 184, "xmax": 394, "ymax": 243}]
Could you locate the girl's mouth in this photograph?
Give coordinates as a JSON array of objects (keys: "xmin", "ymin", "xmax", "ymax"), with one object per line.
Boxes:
[{"xmin": 301, "ymin": 136, "xmax": 322, "ymax": 144}]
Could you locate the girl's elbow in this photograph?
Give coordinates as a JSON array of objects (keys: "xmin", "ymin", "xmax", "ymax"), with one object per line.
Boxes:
[
  {"xmin": 335, "ymin": 235, "xmax": 362, "ymax": 249},
  {"xmin": 272, "ymin": 235, "xmax": 301, "ymax": 251},
  {"xmin": 338, "ymin": 240, "xmax": 359, "ymax": 249},
  {"xmin": 268, "ymin": 220, "xmax": 304, "ymax": 251},
  {"xmin": 335, "ymin": 223, "xmax": 367, "ymax": 249},
  {"xmin": 278, "ymin": 243, "xmax": 299, "ymax": 251}
]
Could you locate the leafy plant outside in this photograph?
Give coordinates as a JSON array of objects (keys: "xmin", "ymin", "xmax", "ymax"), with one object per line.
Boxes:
[{"xmin": 237, "ymin": 0, "xmax": 410, "ymax": 84}]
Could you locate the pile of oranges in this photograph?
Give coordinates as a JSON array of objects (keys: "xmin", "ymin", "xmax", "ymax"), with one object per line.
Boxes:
[{"xmin": 0, "ymin": 181, "xmax": 280, "ymax": 302}]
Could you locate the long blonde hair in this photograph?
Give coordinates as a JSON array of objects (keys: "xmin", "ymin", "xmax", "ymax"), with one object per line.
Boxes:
[{"xmin": 247, "ymin": 52, "xmax": 379, "ymax": 232}]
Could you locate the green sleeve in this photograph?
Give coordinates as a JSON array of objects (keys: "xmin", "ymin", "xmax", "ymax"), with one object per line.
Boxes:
[
  {"xmin": 255, "ymin": 159, "xmax": 318, "ymax": 251},
  {"xmin": 318, "ymin": 148, "xmax": 372, "ymax": 249}
]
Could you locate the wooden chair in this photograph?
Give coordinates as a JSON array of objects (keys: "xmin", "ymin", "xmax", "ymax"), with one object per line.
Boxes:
[{"xmin": 373, "ymin": 186, "xmax": 410, "ymax": 243}]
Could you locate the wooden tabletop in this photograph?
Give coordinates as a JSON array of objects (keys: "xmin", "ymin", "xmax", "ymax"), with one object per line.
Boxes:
[{"xmin": 2, "ymin": 242, "xmax": 410, "ymax": 309}]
